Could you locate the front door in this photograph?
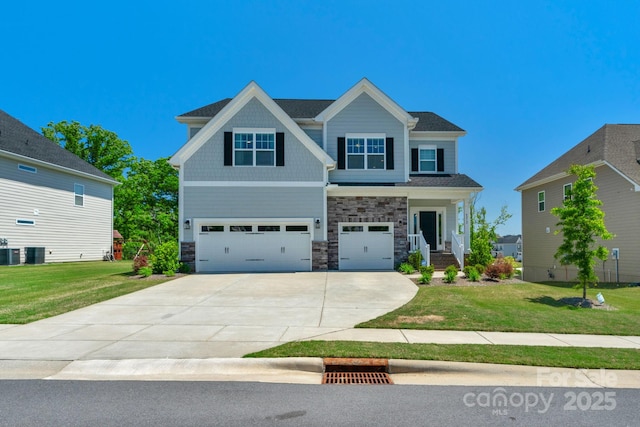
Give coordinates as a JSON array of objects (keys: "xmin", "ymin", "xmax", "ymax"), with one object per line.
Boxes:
[{"xmin": 419, "ymin": 211, "xmax": 437, "ymax": 250}]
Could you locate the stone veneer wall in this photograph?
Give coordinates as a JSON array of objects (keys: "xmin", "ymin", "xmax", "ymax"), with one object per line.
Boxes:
[
  {"xmin": 312, "ymin": 241, "xmax": 328, "ymax": 271},
  {"xmin": 327, "ymin": 196, "xmax": 408, "ymax": 270},
  {"xmin": 180, "ymin": 241, "xmax": 196, "ymax": 272}
]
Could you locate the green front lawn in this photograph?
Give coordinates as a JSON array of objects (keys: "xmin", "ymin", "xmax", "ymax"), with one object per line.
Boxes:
[
  {"xmin": 0, "ymin": 261, "xmax": 173, "ymax": 324},
  {"xmin": 247, "ymin": 341, "xmax": 640, "ymax": 370},
  {"xmin": 358, "ymin": 281, "xmax": 640, "ymax": 335}
]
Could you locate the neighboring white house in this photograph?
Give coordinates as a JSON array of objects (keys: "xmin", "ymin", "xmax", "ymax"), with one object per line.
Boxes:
[
  {"xmin": 492, "ymin": 235, "xmax": 522, "ymax": 261},
  {"xmin": 0, "ymin": 109, "xmax": 119, "ymax": 264},
  {"xmin": 170, "ymin": 79, "xmax": 483, "ymax": 272}
]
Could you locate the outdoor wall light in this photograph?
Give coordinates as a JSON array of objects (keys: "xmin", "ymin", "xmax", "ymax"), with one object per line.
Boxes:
[
  {"xmin": 314, "ymin": 218, "xmax": 321, "ymax": 229},
  {"xmin": 184, "ymin": 219, "xmax": 191, "ymax": 230}
]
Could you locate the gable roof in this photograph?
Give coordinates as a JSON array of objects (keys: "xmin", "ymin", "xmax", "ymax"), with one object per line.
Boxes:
[
  {"xmin": 0, "ymin": 109, "xmax": 117, "ymax": 184},
  {"xmin": 178, "ymin": 89, "xmax": 464, "ymax": 132},
  {"xmin": 170, "ymin": 81, "xmax": 335, "ymax": 167},
  {"xmin": 496, "ymin": 235, "xmax": 521, "ymax": 244},
  {"xmin": 516, "ymin": 124, "xmax": 640, "ymax": 191}
]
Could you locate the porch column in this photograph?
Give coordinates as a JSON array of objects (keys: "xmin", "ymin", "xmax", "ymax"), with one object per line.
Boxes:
[{"xmin": 464, "ymin": 198, "xmax": 471, "ymax": 253}]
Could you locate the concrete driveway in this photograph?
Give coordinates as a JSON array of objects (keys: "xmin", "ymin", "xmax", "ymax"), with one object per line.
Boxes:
[{"xmin": 0, "ymin": 272, "xmax": 417, "ymax": 359}]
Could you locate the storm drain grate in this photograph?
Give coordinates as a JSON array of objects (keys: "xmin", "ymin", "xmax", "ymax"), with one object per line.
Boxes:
[{"xmin": 322, "ymin": 371, "xmax": 393, "ymax": 385}]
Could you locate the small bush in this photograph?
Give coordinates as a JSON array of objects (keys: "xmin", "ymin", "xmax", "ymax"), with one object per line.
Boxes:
[
  {"xmin": 485, "ymin": 256, "xmax": 514, "ymax": 280},
  {"xmin": 444, "ymin": 265, "xmax": 458, "ymax": 284},
  {"xmin": 466, "ymin": 266, "xmax": 481, "ymax": 282},
  {"xmin": 163, "ymin": 270, "xmax": 176, "ymax": 277},
  {"xmin": 398, "ymin": 263, "xmax": 415, "ymax": 274},
  {"xmin": 132, "ymin": 255, "xmax": 149, "ymax": 274},
  {"xmin": 138, "ymin": 266, "xmax": 153, "ymax": 277},
  {"xmin": 408, "ymin": 250, "xmax": 423, "ymax": 270},
  {"xmin": 418, "ymin": 271, "xmax": 432, "ymax": 284},
  {"xmin": 150, "ymin": 241, "xmax": 180, "ymax": 275},
  {"xmin": 475, "ymin": 264, "xmax": 486, "ymax": 275},
  {"xmin": 178, "ymin": 263, "xmax": 191, "ymax": 274},
  {"xmin": 419, "ymin": 264, "xmax": 435, "ymax": 275}
]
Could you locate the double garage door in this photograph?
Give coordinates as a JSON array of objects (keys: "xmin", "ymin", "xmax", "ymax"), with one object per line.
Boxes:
[
  {"xmin": 197, "ymin": 222, "xmax": 311, "ymax": 273},
  {"xmin": 339, "ymin": 222, "xmax": 394, "ymax": 270}
]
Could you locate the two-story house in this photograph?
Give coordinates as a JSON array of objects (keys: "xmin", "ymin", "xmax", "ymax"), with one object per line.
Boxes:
[
  {"xmin": 0, "ymin": 109, "xmax": 118, "ymax": 264},
  {"xmin": 516, "ymin": 124, "xmax": 640, "ymax": 283},
  {"xmin": 491, "ymin": 235, "xmax": 522, "ymax": 261},
  {"xmin": 170, "ymin": 79, "xmax": 482, "ymax": 272}
]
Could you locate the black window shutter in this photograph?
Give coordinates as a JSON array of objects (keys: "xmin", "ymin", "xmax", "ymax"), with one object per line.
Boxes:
[
  {"xmin": 224, "ymin": 132, "xmax": 233, "ymax": 166},
  {"xmin": 337, "ymin": 137, "xmax": 346, "ymax": 170},
  {"xmin": 385, "ymin": 137, "xmax": 394, "ymax": 170},
  {"xmin": 276, "ymin": 132, "xmax": 285, "ymax": 166},
  {"xmin": 411, "ymin": 148, "xmax": 419, "ymax": 172},
  {"xmin": 437, "ymin": 148, "xmax": 444, "ymax": 172}
]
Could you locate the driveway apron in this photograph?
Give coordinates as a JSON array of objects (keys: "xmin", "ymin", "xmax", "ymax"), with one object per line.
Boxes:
[{"xmin": 0, "ymin": 272, "xmax": 417, "ymax": 359}]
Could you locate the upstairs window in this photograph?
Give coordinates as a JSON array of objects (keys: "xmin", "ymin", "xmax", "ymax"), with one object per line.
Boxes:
[
  {"xmin": 563, "ymin": 183, "xmax": 572, "ymax": 201},
  {"xmin": 234, "ymin": 129, "xmax": 275, "ymax": 166},
  {"xmin": 74, "ymin": 184, "xmax": 84, "ymax": 207},
  {"xmin": 419, "ymin": 145, "xmax": 437, "ymax": 172},
  {"xmin": 538, "ymin": 191, "xmax": 545, "ymax": 212},
  {"xmin": 19, "ymin": 164, "xmax": 37, "ymax": 173},
  {"xmin": 346, "ymin": 133, "xmax": 385, "ymax": 169}
]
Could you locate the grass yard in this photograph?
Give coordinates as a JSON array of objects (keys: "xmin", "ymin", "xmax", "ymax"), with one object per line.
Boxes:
[
  {"xmin": 358, "ymin": 281, "xmax": 640, "ymax": 335},
  {"xmin": 0, "ymin": 261, "xmax": 173, "ymax": 324},
  {"xmin": 246, "ymin": 341, "xmax": 640, "ymax": 370}
]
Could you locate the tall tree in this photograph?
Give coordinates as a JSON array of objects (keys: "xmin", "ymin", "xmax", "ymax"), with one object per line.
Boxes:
[
  {"xmin": 468, "ymin": 198, "xmax": 512, "ymax": 267},
  {"xmin": 42, "ymin": 120, "xmax": 133, "ymax": 179},
  {"xmin": 551, "ymin": 164, "xmax": 613, "ymax": 300},
  {"xmin": 114, "ymin": 157, "xmax": 178, "ymax": 246}
]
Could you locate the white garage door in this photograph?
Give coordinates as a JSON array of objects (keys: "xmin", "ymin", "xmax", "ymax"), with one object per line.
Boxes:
[
  {"xmin": 197, "ymin": 222, "xmax": 311, "ymax": 272},
  {"xmin": 338, "ymin": 222, "xmax": 394, "ymax": 270}
]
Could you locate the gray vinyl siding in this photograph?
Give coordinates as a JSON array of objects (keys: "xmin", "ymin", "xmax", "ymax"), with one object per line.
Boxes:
[
  {"xmin": 184, "ymin": 98, "xmax": 324, "ymax": 182},
  {"xmin": 182, "ymin": 186, "xmax": 325, "ymax": 241},
  {"xmin": 409, "ymin": 139, "xmax": 456, "ymax": 173},
  {"xmin": 522, "ymin": 164, "xmax": 640, "ymax": 283},
  {"xmin": 0, "ymin": 156, "xmax": 113, "ymax": 263},
  {"xmin": 326, "ymin": 93, "xmax": 405, "ymax": 183},
  {"xmin": 301, "ymin": 127, "xmax": 323, "ymax": 148}
]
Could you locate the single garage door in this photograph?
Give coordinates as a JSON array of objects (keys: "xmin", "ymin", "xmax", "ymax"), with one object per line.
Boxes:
[
  {"xmin": 338, "ymin": 222, "xmax": 394, "ymax": 270},
  {"xmin": 197, "ymin": 223, "xmax": 311, "ymax": 272}
]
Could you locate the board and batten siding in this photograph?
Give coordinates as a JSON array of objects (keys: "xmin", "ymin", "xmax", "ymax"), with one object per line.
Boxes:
[
  {"xmin": 409, "ymin": 139, "xmax": 456, "ymax": 173},
  {"xmin": 0, "ymin": 157, "xmax": 113, "ymax": 263},
  {"xmin": 183, "ymin": 98, "xmax": 325, "ymax": 182},
  {"xmin": 522, "ymin": 164, "xmax": 640, "ymax": 283},
  {"xmin": 181, "ymin": 186, "xmax": 325, "ymax": 242},
  {"xmin": 326, "ymin": 93, "xmax": 405, "ymax": 183}
]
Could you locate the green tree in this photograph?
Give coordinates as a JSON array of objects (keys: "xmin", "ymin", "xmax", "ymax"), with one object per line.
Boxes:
[
  {"xmin": 551, "ymin": 164, "xmax": 613, "ymax": 300},
  {"xmin": 468, "ymin": 201, "xmax": 512, "ymax": 267},
  {"xmin": 42, "ymin": 120, "xmax": 133, "ymax": 179},
  {"xmin": 114, "ymin": 157, "xmax": 178, "ymax": 246}
]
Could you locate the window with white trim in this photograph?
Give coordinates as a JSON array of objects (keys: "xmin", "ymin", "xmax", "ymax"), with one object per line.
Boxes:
[
  {"xmin": 18, "ymin": 164, "xmax": 37, "ymax": 173},
  {"xmin": 16, "ymin": 219, "xmax": 35, "ymax": 226},
  {"xmin": 538, "ymin": 191, "xmax": 545, "ymax": 212},
  {"xmin": 419, "ymin": 145, "xmax": 437, "ymax": 172},
  {"xmin": 74, "ymin": 184, "xmax": 84, "ymax": 207},
  {"xmin": 563, "ymin": 183, "xmax": 572, "ymax": 201},
  {"xmin": 346, "ymin": 133, "xmax": 385, "ymax": 169},
  {"xmin": 234, "ymin": 128, "xmax": 275, "ymax": 166}
]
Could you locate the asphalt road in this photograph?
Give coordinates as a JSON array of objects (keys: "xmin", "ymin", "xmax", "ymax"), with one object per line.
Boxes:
[{"xmin": 0, "ymin": 381, "xmax": 637, "ymax": 426}]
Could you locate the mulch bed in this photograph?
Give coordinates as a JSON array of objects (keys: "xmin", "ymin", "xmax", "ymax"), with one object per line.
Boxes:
[{"xmin": 411, "ymin": 275, "xmax": 525, "ymax": 287}]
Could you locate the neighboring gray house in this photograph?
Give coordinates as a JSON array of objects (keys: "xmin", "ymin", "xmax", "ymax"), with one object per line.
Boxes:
[
  {"xmin": 0, "ymin": 110, "xmax": 118, "ymax": 264},
  {"xmin": 492, "ymin": 234, "xmax": 522, "ymax": 261},
  {"xmin": 170, "ymin": 79, "xmax": 482, "ymax": 272},
  {"xmin": 516, "ymin": 124, "xmax": 640, "ymax": 283}
]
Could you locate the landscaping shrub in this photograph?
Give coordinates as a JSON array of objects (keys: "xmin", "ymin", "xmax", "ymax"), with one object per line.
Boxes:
[
  {"xmin": 408, "ymin": 250, "xmax": 423, "ymax": 270},
  {"xmin": 419, "ymin": 264, "xmax": 435, "ymax": 275},
  {"xmin": 150, "ymin": 241, "xmax": 180, "ymax": 275},
  {"xmin": 132, "ymin": 255, "xmax": 149, "ymax": 274},
  {"xmin": 444, "ymin": 265, "xmax": 458, "ymax": 284},
  {"xmin": 485, "ymin": 256, "xmax": 514, "ymax": 280},
  {"xmin": 418, "ymin": 271, "xmax": 432, "ymax": 284},
  {"xmin": 466, "ymin": 266, "xmax": 481, "ymax": 282},
  {"xmin": 398, "ymin": 263, "xmax": 415, "ymax": 274},
  {"xmin": 475, "ymin": 264, "xmax": 486, "ymax": 275},
  {"xmin": 138, "ymin": 266, "xmax": 153, "ymax": 277},
  {"xmin": 178, "ymin": 263, "xmax": 191, "ymax": 274}
]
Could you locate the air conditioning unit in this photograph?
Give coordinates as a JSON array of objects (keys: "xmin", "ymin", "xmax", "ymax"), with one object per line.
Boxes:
[{"xmin": 0, "ymin": 248, "xmax": 20, "ymax": 265}]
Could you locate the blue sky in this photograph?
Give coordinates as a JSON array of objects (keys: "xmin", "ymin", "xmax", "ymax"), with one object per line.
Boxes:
[{"xmin": 3, "ymin": 0, "xmax": 639, "ymax": 235}]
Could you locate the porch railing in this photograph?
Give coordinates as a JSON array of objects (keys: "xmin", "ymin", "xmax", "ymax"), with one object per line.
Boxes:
[
  {"xmin": 408, "ymin": 232, "xmax": 430, "ymax": 267},
  {"xmin": 451, "ymin": 231, "xmax": 464, "ymax": 270}
]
